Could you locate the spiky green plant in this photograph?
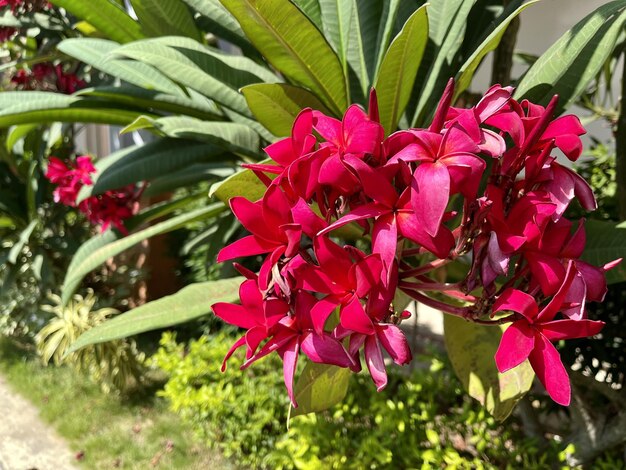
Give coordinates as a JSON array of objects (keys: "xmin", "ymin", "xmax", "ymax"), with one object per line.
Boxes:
[{"xmin": 36, "ymin": 291, "xmax": 145, "ymax": 393}]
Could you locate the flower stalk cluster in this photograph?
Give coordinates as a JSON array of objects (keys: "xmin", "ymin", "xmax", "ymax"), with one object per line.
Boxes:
[{"xmin": 213, "ymin": 80, "xmax": 618, "ymax": 407}]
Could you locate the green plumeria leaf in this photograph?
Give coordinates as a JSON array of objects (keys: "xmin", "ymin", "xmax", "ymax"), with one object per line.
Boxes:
[
  {"xmin": 242, "ymin": 83, "xmax": 330, "ymax": 137},
  {"xmin": 221, "ymin": 0, "xmax": 347, "ymax": 115},
  {"xmin": 444, "ymin": 314, "xmax": 534, "ymax": 421},
  {"xmin": 375, "ymin": 4, "xmax": 428, "ymax": 134},
  {"xmin": 49, "ymin": 0, "xmax": 144, "ymax": 43},
  {"xmin": 288, "ymin": 362, "xmax": 352, "ymax": 422},
  {"xmin": 515, "ymin": 1, "xmax": 626, "ymax": 114},
  {"xmin": 67, "ymin": 277, "xmax": 244, "ymax": 351},
  {"xmin": 61, "ymin": 204, "xmax": 226, "ymax": 305}
]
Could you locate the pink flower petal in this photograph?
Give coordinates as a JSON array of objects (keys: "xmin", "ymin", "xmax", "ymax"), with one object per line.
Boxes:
[
  {"xmin": 220, "ymin": 335, "xmax": 246, "ymax": 372},
  {"xmin": 411, "ymin": 161, "xmax": 450, "ymax": 237},
  {"xmin": 310, "ymin": 297, "xmax": 340, "ymax": 335},
  {"xmin": 475, "ymin": 85, "xmax": 513, "ymax": 123},
  {"xmin": 364, "ymin": 335, "xmax": 387, "ymax": 391},
  {"xmin": 217, "ymin": 235, "xmax": 273, "ymax": 262},
  {"xmin": 529, "ymin": 334, "xmax": 571, "ymax": 406},
  {"xmin": 300, "ymin": 331, "xmax": 355, "ymax": 367},
  {"xmin": 344, "ymin": 155, "xmax": 398, "ymax": 207},
  {"xmin": 539, "ymin": 319, "xmax": 604, "ymax": 341},
  {"xmin": 493, "ymin": 288, "xmax": 538, "ymax": 320},
  {"xmin": 313, "ymin": 111, "xmax": 342, "ymax": 146},
  {"xmin": 372, "ymin": 213, "xmax": 398, "ymax": 269},
  {"xmin": 429, "ymin": 78, "xmax": 455, "ymax": 133},
  {"xmin": 340, "ymin": 296, "xmax": 375, "ymax": 335},
  {"xmin": 561, "ymin": 271, "xmax": 586, "ymax": 320},
  {"xmin": 376, "ymin": 324, "xmax": 412, "ymax": 365},
  {"xmin": 494, "ymin": 320, "xmax": 535, "ymax": 372},
  {"xmin": 576, "ymin": 260, "xmax": 608, "ymax": 302},
  {"xmin": 279, "ymin": 337, "xmax": 300, "ymax": 407},
  {"xmin": 354, "ymin": 255, "xmax": 384, "ymax": 298},
  {"xmin": 537, "ymin": 260, "xmax": 576, "ymax": 322},
  {"xmin": 290, "ymin": 198, "xmax": 326, "ymax": 237},
  {"xmin": 343, "ymin": 105, "xmax": 384, "ymax": 154},
  {"xmin": 317, "ymin": 203, "xmax": 386, "ymax": 237},
  {"xmin": 212, "ymin": 302, "xmax": 256, "ymax": 330},
  {"xmin": 526, "ymin": 252, "xmax": 566, "ymax": 296}
]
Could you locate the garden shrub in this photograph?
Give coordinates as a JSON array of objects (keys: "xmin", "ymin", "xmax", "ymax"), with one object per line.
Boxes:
[{"xmin": 152, "ymin": 332, "xmax": 569, "ymax": 470}]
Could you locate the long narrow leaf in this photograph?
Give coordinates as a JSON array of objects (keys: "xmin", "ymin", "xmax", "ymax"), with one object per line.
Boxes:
[
  {"xmin": 77, "ymin": 138, "xmax": 227, "ymax": 200},
  {"xmin": 454, "ymin": 1, "xmax": 537, "ymax": 99},
  {"xmin": 113, "ymin": 37, "xmax": 278, "ymax": 115},
  {"xmin": 374, "ymin": 5, "xmax": 428, "ymax": 134},
  {"xmin": 122, "ymin": 116, "xmax": 261, "ymax": 157},
  {"xmin": 77, "ymin": 86, "xmax": 222, "ymax": 121},
  {"xmin": 57, "ymin": 38, "xmax": 185, "ymax": 95},
  {"xmin": 411, "ymin": 0, "xmax": 476, "ymax": 127},
  {"xmin": 49, "ymin": 0, "xmax": 144, "ymax": 44},
  {"xmin": 67, "ymin": 277, "xmax": 244, "ymax": 350},
  {"xmin": 221, "ymin": 0, "xmax": 347, "ymax": 115},
  {"xmin": 515, "ymin": 1, "xmax": 626, "ymax": 114}
]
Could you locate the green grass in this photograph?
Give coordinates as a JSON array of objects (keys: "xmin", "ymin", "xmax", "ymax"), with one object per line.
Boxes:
[{"xmin": 0, "ymin": 339, "xmax": 234, "ymax": 470}]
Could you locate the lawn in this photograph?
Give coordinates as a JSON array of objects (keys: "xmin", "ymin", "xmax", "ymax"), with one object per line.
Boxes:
[{"xmin": 0, "ymin": 339, "xmax": 233, "ymax": 470}]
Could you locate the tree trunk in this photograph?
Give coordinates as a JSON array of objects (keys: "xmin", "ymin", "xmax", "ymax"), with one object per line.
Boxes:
[
  {"xmin": 616, "ymin": 52, "xmax": 626, "ymax": 221},
  {"xmin": 491, "ymin": 1, "xmax": 520, "ymax": 86}
]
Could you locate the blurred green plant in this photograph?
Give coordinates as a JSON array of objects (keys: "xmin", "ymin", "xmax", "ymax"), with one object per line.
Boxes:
[{"xmin": 37, "ymin": 291, "xmax": 145, "ymax": 393}]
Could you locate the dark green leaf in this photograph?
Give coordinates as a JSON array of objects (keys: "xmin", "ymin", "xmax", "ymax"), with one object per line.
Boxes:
[
  {"xmin": 121, "ymin": 116, "xmax": 261, "ymax": 157},
  {"xmin": 411, "ymin": 0, "xmax": 477, "ymax": 127},
  {"xmin": 581, "ymin": 220, "xmax": 626, "ymax": 285},
  {"xmin": 131, "ymin": 0, "xmax": 202, "ymax": 40},
  {"xmin": 58, "ymin": 38, "xmax": 184, "ymax": 95},
  {"xmin": 113, "ymin": 36, "xmax": 278, "ymax": 115},
  {"xmin": 77, "ymin": 139, "xmax": 226, "ymax": 201},
  {"xmin": 454, "ymin": 1, "xmax": 537, "ymax": 99},
  {"xmin": 209, "ymin": 159, "xmax": 275, "ymax": 203}
]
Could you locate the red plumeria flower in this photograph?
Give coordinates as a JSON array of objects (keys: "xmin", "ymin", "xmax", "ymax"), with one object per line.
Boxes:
[
  {"xmin": 337, "ymin": 319, "xmax": 412, "ymax": 391},
  {"xmin": 46, "ymin": 156, "xmax": 95, "ymax": 206},
  {"xmin": 55, "ymin": 64, "xmax": 85, "ymax": 94},
  {"xmin": 45, "ymin": 155, "xmax": 140, "ymax": 233},
  {"xmin": 213, "ymin": 80, "xmax": 617, "ymax": 407},
  {"xmin": 312, "ymin": 102, "xmax": 384, "ymax": 195},
  {"xmin": 213, "ymin": 278, "xmax": 288, "ymax": 371},
  {"xmin": 493, "ymin": 263, "xmax": 605, "ymax": 405},
  {"xmin": 241, "ymin": 291, "xmax": 355, "ymax": 407},
  {"xmin": 386, "ymin": 123, "xmax": 485, "ymax": 242},
  {"xmin": 217, "ymin": 185, "xmax": 326, "ymax": 290},
  {"xmin": 320, "ymin": 155, "xmax": 454, "ymax": 261},
  {"xmin": 296, "ymin": 236, "xmax": 383, "ymax": 335}
]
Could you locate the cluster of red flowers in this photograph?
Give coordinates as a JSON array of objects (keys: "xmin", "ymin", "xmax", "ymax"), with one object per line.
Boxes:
[
  {"xmin": 46, "ymin": 156, "xmax": 141, "ymax": 234},
  {"xmin": 10, "ymin": 63, "xmax": 84, "ymax": 94},
  {"xmin": 213, "ymin": 79, "xmax": 620, "ymax": 408},
  {"xmin": 0, "ymin": 0, "xmax": 51, "ymax": 42}
]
